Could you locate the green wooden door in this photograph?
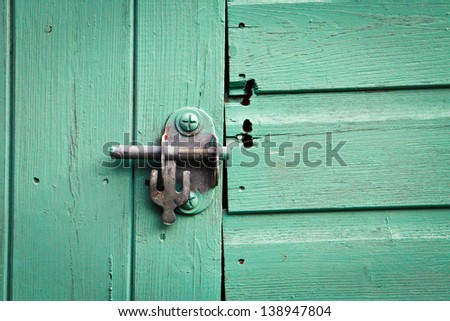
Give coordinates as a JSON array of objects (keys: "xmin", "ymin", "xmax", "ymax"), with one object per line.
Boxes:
[
  {"xmin": 0, "ymin": 0, "xmax": 224, "ymax": 300},
  {"xmin": 223, "ymin": 0, "xmax": 450, "ymax": 300},
  {"xmin": 1, "ymin": 0, "xmax": 450, "ymax": 301}
]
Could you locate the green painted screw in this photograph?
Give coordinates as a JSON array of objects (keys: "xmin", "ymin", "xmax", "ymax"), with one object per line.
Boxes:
[
  {"xmin": 179, "ymin": 112, "xmax": 199, "ymax": 132},
  {"xmin": 181, "ymin": 192, "xmax": 199, "ymax": 210}
]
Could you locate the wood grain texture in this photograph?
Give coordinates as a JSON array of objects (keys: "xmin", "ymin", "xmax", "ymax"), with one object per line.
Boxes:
[
  {"xmin": 0, "ymin": 0, "xmax": 10, "ymax": 301},
  {"xmin": 226, "ymin": 90, "xmax": 450, "ymax": 213},
  {"xmin": 228, "ymin": 1, "xmax": 450, "ymax": 92},
  {"xmin": 230, "ymin": 0, "xmax": 321, "ymax": 4},
  {"xmin": 11, "ymin": 0, "xmax": 133, "ymax": 300},
  {"xmin": 224, "ymin": 209, "xmax": 450, "ymax": 300},
  {"xmin": 133, "ymin": 0, "xmax": 224, "ymax": 300}
]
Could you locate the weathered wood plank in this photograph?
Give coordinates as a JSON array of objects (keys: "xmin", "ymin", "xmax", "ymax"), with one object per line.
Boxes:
[
  {"xmin": 230, "ymin": 0, "xmax": 324, "ymax": 4},
  {"xmin": 228, "ymin": 1, "xmax": 450, "ymax": 92},
  {"xmin": 133, "ymin": 0, "xmax": 224, "ymax": 300},
  {"xmin": 0, "ymin": 0, "xmax": 11, "ymax": 301},
  {"xmin": 12, "ymin": 0, "xmax": 133, "ymax": 300},
  {"xmin": 224, "ymin": 209, "xmax": 450, "ymax": 300},
  {"xmin": 226, "ymin": 90, "xmax": 450, "ymax": 213}
]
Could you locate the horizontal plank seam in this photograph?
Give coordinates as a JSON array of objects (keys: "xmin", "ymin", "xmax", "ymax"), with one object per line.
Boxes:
[
  {"xmin": 226, "ymin": 204, "xmax": 450, "ymax": 215},
  {"xmin": 228, "ymin": 84, "xmax": 450, "ymax": 98}
]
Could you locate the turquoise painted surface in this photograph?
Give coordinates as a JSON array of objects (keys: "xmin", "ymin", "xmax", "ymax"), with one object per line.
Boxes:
[
  {"xmin": 225, "ymin": 0, "xmax": 450, "ymax": 300},
  {"xmin": 2, "ymin": 0, "xmax": 225, "ymax": 301},
  {"xmin": 226, "ymin": 90, "xmax": 450, "ymax": 213},
  {"xmin": 228, "ymin": 1, "xmax": 450, "ymax": 92},
  {"xmin": 0, "ymin": 0, "xmax": 11, "ymax": 301},
  {"xmin": 2, "ymin": 0, "xmax": 449, "ymax": 301},
  {"xmin": 11, "ymin": 0, "xmax": 134, "ymax": 300},
  {"xmin": 132, "ymin": 0, "xmax": 224, "ymax": 300},
  {"xmin": 224, "ymin": 210, "xmax": 450, "ymax": 300}
]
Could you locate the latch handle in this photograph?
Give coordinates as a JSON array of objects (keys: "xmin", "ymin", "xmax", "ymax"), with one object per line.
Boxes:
[{"xmin": 150, "ymin": 161, "xmax": 190, "ymax": 225}]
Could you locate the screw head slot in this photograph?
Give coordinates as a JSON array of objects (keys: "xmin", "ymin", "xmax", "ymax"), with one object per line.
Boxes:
[
  {"xmin": 176, "ymin": 189, "xmax": 215, "ymax": 215},
  {"xmin": 179, "ymin": 112, "xmax": 199, "ymax": 132},
  {"xmin": 174, "ymin": 108, "xmax": 203, "ymax": 136},
  {"xmin": 180, "ymin": 192, "xmax": 199, "ymax": 210}
]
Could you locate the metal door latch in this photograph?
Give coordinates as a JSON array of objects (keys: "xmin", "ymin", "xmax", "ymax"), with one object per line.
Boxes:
[{"xmin": 109, "ymin": 107, "xmax": 225, "ymax": 225}]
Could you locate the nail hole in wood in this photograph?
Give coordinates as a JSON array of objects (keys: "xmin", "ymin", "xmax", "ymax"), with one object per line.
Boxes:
[
  {"xmin": 238, "ymin": 259, "xmax": 245, "ymax": 264},
  {"xmin": 239, "ymin": 186, "xmax": 245, "ymax": 192},
  {"xmin": 242, "ymin": 133, "xmax": 253, "ymax": 148},
  {"xmin": 238, "ymin": 22, "xmax": 245, "ymax": 28},
  {"xmin": 241, "ymin": 79, "xmax": 256, "ymax": 106},
  {"xmin": 242, "ymin": 119, "xmax": 253, "ymax": 133},
  {"xmin": 33, "ymin": 177, "xmax": 40, "ymax": 185}
]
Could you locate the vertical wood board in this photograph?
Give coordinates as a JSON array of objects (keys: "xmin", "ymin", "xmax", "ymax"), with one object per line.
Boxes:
[
  {"xmin": 133, "ymin": 0, "xmax": 225, "ymax": 300},
  {"xmin": 0, "ymin": 0, "xmax": 10, "ymax": 301},
  {"xmin": 11, "ymin": 0, "xmax": 134, "ymax": 300}
]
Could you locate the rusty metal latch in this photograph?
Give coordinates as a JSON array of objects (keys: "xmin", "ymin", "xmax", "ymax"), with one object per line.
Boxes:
[{"xmin": 109, "ymin": 107, "xmax": 225, "ymax": 225}]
